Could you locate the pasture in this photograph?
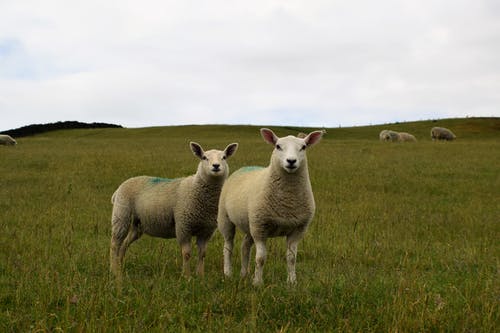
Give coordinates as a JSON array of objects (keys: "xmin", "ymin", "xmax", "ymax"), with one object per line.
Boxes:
[{"xmin": 1, "ymin": 118, "xmax": 499, "ymax": 332}]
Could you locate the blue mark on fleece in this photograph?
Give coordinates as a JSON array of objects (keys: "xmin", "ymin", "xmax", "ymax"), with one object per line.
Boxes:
[
  {"xmin": 238, "ymin": 166, "xmax": 264, "ymax": 173},
  {"xmin": 149, "ymin": 177, "xmax": 178, "ymax": 184}
]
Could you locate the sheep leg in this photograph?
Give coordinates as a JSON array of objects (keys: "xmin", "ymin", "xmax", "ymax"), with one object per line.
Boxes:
[
  {"xmin": 109, "ymin": 235, "xmax": 121, "ymax": 278},
  {"xmin": 116, "ymin": 223, "xmax": 142, "ymax": 272},
  {"xmin": 110, "ymin": 234, "xmax": 124, "ymax": 278},
  {"xmin": 180, "ymin": 241, "xmax": 192, "ymax": 278},
  {"xmin": 223, "ymin": 239, "xmax": 233, "ymax": 277},
  {"xmin": 221, "ymin": 223, "xmax": 235, "ymax": 277},
  {"xmin": 110, "ymin": 211, "xmax": 133, "ymax": 278},
  {"xmin": 286, "ymin": 233, "xmax": 302, "ymax": 284},
  {"xmin": 253, "ymin": 239, "xmax": 267, "ymax": 286},
  {"xmin": 195, "ymin": 237, "xmax": 208, "ymax": 276},
  {"xmin": 240, "ymin": 234, "xmax": 254, "ymax": 278}
]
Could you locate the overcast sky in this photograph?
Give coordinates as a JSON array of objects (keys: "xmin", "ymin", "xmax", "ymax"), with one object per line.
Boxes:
[{"xmin": 1, "ymin": 0, "xmax": 499, "ymax": 131}]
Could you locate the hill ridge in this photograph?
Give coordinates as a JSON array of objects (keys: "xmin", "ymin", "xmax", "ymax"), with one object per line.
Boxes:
[{"xmin": 1, "ymin": 121, "xmax": 122, "ymax": 137}]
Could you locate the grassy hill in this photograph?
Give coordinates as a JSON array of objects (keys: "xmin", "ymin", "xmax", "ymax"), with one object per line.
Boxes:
[{"xmin": 1, "ymin": 118, "xmax": 498, "ymax": 332}]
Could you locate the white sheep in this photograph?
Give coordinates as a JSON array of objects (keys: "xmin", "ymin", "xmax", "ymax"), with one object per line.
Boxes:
[
  {"xmin": 379, "ymin": 130, "xmax": 399, "ymax": 142},
  {"xmin": 110, "ymin": 141, "xmax": 238, "ymax": 281},
  {"xmin": 431, "ymin": 127, "xmax": 456, "ymax": 141},
  {"xmin": 379, "ymin": 130, "xmax": 417, "ymax": 142},
  {"xmin": 0, "ymin": 134, "xmax": 17, "ymax": 146},
  {"xmin": 218, "ymin": 128, "xmax": 323, "ymax": 285},
  {"xmin": 397, "ymin": 132, "xmax": 417, "ymax": 142}
]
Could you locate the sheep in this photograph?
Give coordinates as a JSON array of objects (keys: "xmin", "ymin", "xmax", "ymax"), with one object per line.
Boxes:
[
  {"xmin": 110, "ymin": 141, "xmax": 238, "ymax": 282},
  {"xmin": 379, "ymin": 130, "xmax": 399, "ymax": 142},
  {"xmin": 0, "ymin": 134, "xmax": 17, "ymax": 146},
  {"xmin": 217, "ymin": 128, "xmax": 323, "ymax": 285},
  {"xmin": 397, "ymin": 132, "xmax": 417, "ymax": 142},
  {"xmin": 379, "ymin": 130, "xmax": 417, "ymax": 142},
  {"xmin": 431, "ymin": 127, "xmax": 456, "ymax": 141}
]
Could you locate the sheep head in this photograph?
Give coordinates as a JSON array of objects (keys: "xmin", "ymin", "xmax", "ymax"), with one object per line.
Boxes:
[
  {"xmin": 190, "ymin": 142, "xmax": 238, "ymax": 180},
  {"xmin": 260, "ymin": 128, "xmax": 323, "ymax": 174}
]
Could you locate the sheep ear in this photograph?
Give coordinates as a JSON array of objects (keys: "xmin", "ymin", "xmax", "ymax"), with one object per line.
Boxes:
[
  {"xmin": 260, "ymin": 128, "xmax": 278, "ymax": 145},
  {"xmin": 224, "ymin": 143, "xmax": 238, "ymax": 158},
  {"xmin": 190, "ymin": 142, "xmax": 204, "ymax": 159},
  {"xmin": 304, "ymin": 131, "xmax": 323, "ymax": 147}
]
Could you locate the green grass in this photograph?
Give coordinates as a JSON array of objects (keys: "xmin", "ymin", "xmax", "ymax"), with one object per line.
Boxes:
[{"xmin": 1, "ymin": 118, "xmax": 499, "ymax": 332}]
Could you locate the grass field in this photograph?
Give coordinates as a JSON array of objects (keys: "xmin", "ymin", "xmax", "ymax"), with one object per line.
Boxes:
[{"xmin": 1, "ymin": 117, "xmax": 499, "ymax": 332}]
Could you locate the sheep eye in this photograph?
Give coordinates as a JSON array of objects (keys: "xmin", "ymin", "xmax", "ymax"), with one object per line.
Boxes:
[
  {"xmin": 202, "ymin": 155, "xmax": 207, "ymax": 160},
  {"xmin": 301, "ymin": 144, "xmax": 307, "ymax": 150},
  {"xmin": 276, "ymin": 144, "xmax": 282, "ymax": 151},
  {"xmin": 222, "ymin": 155, "xmax": 226, "ymax": 160}
]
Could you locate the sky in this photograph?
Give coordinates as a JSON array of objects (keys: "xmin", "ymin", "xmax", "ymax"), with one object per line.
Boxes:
[{"xmin": 1, "ymin": 0, "xmax": 499, "ymax": 131}]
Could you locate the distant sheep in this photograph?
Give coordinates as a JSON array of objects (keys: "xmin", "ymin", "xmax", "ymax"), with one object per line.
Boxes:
[
  {"xmin": 110, "ymin": 141, "xmax": 238, "ymax": 281},
  {"xmin": 379, "ymin": 130, "xmax": 417, "ymax": 142},
  {"xmin": 0, "ymin": 134, "xmax": 17, "ymax": 145},
  {"xmin": 379, "ymin": 130, "xmax": 400, "ymax": 142},
  {"xmin": 431, "ymin": 127, "xmax": 456, "ymax": 141},
  {"xmin": 218, "ymin": 128, "xmax": 323, "ymax": 285}
]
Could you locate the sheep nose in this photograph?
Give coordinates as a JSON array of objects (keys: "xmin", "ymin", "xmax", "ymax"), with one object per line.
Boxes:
[
  {"xmin": 286, "ymin": 159, "xmax": 297, "ymax": 166},
  {"xmin": 212, "ymin": 163, "xmax": 220, "ymax": 170}
]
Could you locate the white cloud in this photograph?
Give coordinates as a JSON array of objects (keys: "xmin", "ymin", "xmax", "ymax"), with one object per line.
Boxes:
[{"xmin": 1, "ymin": 0, "xmax": 499, "ymax": 130}]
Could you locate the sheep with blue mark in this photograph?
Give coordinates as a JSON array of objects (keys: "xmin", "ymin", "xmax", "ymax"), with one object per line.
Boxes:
[
  {"xmin": 217, "ymin": 128, "xmax": 323, "ymax": 285},
  {"xmin": 110, "ymin": 141, "xmax": 238, "ymax": 282}
]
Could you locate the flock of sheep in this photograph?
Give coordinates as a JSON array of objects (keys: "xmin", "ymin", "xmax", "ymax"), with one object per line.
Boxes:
[{"xmin": 379, "ymin": 126, "xmax": 456, "ymax": 142}]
